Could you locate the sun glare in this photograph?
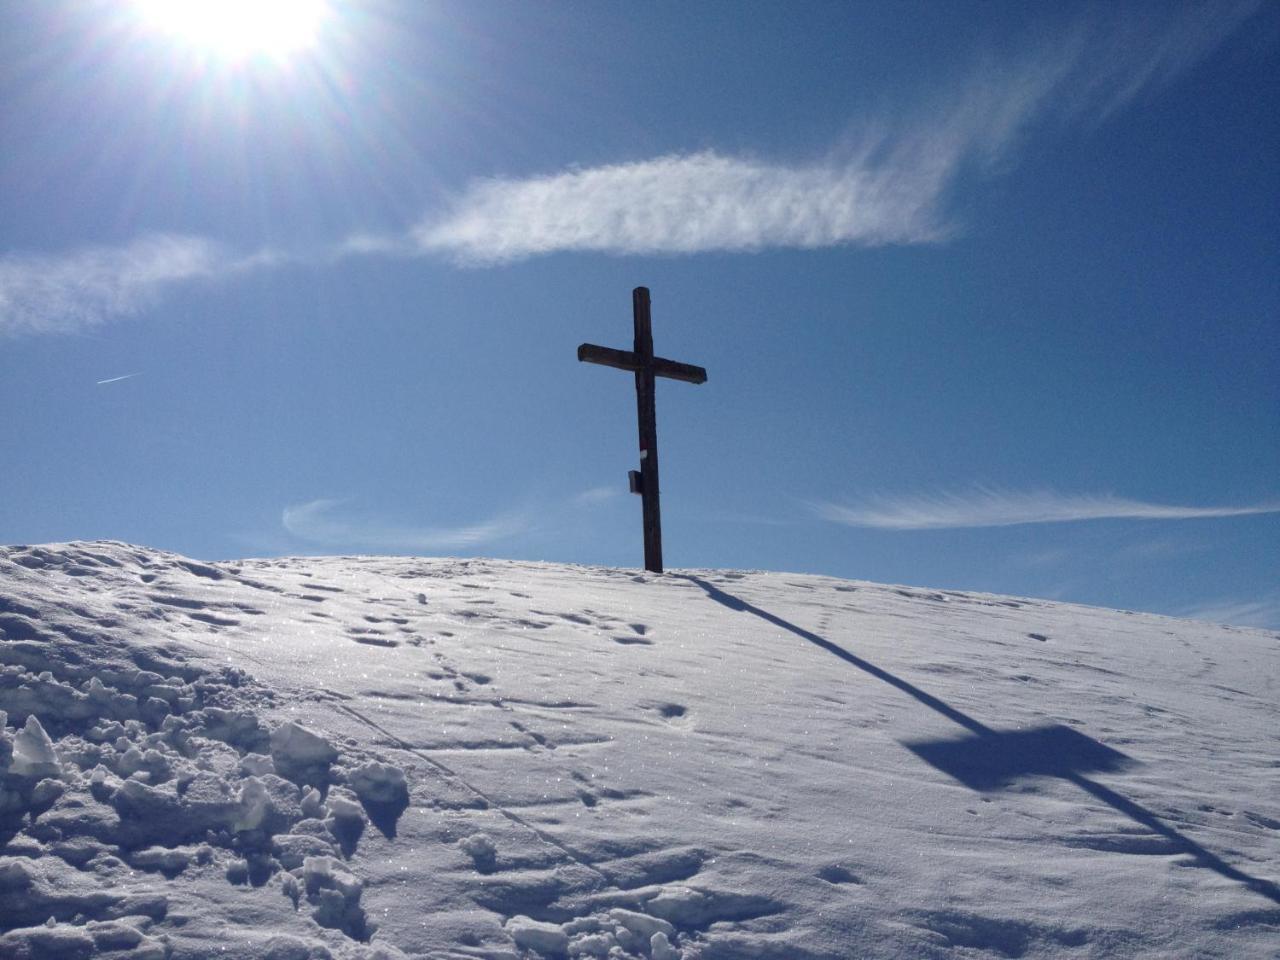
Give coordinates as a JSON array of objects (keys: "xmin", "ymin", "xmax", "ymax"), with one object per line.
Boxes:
[{"xmin": 135, "ymin": 0, "xmax": 329, "ymax": 60}]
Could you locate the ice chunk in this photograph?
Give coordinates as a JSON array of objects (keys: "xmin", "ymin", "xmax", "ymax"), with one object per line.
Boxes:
[
  {"xmin": 608, "ymin": 908, "xmax": 675, "ymax": 942},
  {"xmin": 30, "ymin": 778, "xmax": 64, "ymax": 810},
  {"xmin": 651, "ymin": 931, "xmax": 681, "ymax": 960},
  {"xmin": 270, "ymin": 721, "xmax": 337, "ymax": 771},
  {"xmin": 85, "ymin": 918, "xmax": 145, "ymax": 951},
  {"xmin": 234, "ymin": 777, "xmax": 270, "ymax": 832},
  {"xmin": 226, "ymin": 858, "xmax": 250, "ymax": 884},
  {"xmin": 299, "ymin": 786, "xmax": 325, "ymax": 819},
  {"xmin": 10, "ymin": 715, "xmax": 61, "ymax": 780},
  {"xmin": 325, "ymin": 788, "xmax": 363, "ymax": 824},
  {"xmin": 645, "ymin": 886, "xmax": 711, "ymax": 926},
  {"xmin": 459, "ymin": 832, "xmax": 497, "ymax": 870},
  {"xmin": 0, "ymin": 857, "xmax": 35, "ymax": 892},
  {"xmin": 303, "ymin": 855, "xmax": 366, "ymax": 935},
  {"xmin": 240, "ymin": 752, "xmax": 276, "ymax": 776},
  {"xmin": 0, "ymin": 924, "xmax": 95, "ymax": 959},
  {"xmin": 280, "ymin": 873, "xmax": 301, "ymax": 909},
  {"xmin": 348, "ymin": 760, "xmax": 407, "ymax": 805},
  {"xmin": 202, "ymin": 707, "xmax": 267, "ymax": 751},
  {"xmin": 129, "ymin": 846, "xmax": 191, "ymax": 875},
  {"xmin": 568, "ymin": 931, "xmax": 616, "ymax": 956},
  {"xmin": 506, "ymin": 915, "xmax": 569, "ymax": 955},
  {"xmin": 304, "ymin": 855, "xmax": 362, "ymax": 900},
  {"xmin": 273, "ymin": 833, "xmax": 335, "ymax": 870}
]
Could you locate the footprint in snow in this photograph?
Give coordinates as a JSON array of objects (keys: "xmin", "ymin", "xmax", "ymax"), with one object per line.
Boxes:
[
  {"xmin": 187, "ymin": 611, "xmax": 241, "ymax": 627},
  {"xmin": 645, "ymin": 702, "xmax": 688, "ymax": 723},
  {"xmin": 352, "ymin": 636, "xmax": 399, "ymax": 648},
  {"xmin": 612, "ymin": 635, "xmax": 654, "ymax": 646},
  {"xmin": 1244, "ymin": 811, "xmax": 1280, "ymax": 831},
  {"xmin": 817, "ymin": 865, "xmax": 862, "ymax": 885}
]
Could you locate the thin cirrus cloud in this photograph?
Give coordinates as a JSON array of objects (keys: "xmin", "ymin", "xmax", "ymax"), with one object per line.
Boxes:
[
  {"xmin": 811, "ymin": 489, "xmax": 1280, "ymax": 531},
  {"xmin": 574, "ymin": 485, "xmax": 624, "ymax": 505},
  {"xmin": 410, "ymin": 1, "xmax": 1262, "ymax": 264},
  {"xmin": 0, "ymin": 1, "xmax": 1262, "ymax": 333},
  {"xmin": 0, "ymin": 234, "xmax": 278, "ymax": 337},
  {"xmin": 281, "ymin": 498, "xmax": 529, "ymax": 552},
  {"xmin": 412, "ymin": 149, "xmax": 953, "ymax": 264}
]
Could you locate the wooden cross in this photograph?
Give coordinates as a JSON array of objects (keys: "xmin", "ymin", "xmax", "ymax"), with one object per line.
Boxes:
[{"xmin": 578, "ymin": 287, "xmax": 707, "ymax": 574}]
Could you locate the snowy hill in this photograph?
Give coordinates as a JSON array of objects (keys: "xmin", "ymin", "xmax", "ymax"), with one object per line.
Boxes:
[{"xmin": 0, "ymin": 541, "xmax": 1277, "ymax": 960}]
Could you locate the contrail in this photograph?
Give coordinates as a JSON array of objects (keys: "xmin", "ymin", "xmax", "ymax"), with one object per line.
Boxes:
[{"xmin": 96, "ymin": 373, "xmax": 140, "ymax": 386}]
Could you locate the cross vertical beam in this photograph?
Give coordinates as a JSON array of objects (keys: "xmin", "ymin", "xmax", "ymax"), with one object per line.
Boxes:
[
  {"xmin": 632, "ymin": 287, "xmax": 662, "ymax": 573},
  {"xmin": 577, "ymin": 286, "xmax": 707, "ymax": 574}
]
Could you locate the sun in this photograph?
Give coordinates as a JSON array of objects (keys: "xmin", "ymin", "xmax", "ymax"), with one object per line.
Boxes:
[{"xmin": 134, "ymin": 0, "xmax": 330, "ymax": 60}]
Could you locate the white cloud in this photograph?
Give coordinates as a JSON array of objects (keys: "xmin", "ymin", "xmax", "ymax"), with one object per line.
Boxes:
[
  {"xmin": 1068, "ymin": 0, "xmax": 1263, "ymax": 121},
  {"xmin": 1177, "ymin": 594, "xmax": 1280, "ymax": 630},
  {"xmin": 410, "ymin": 2, "xmax": 1262, "ymax": 264},
  {"xmin": 812, "ymin": 489, "xmax": 1280, "ymax": 531},
  {"xmin": 574, "ymin": 486, "xmax": 623, "ymax": 505},
  {"xmin": 281, "ymin": 498, "xmax": 529, "ymax": 552},
  {"xmin": 412, "ymin": 149, "xmax": 954, "ymax": 264},
  {"xmin": 1, "ymin": 2, "xmax": 1262, "ymax": 333},
  {"xmin": 0, "ymin": 234, "xmax": 275, "ymax": 337}
]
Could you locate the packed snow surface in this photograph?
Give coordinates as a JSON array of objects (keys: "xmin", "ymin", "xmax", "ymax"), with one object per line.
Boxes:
[{"xmin": 0, "ymin": 541, "xmax": 1277, "ymax": 959}]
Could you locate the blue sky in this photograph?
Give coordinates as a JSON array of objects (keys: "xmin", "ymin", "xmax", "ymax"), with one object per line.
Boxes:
[{"xmin": 1, "ymin": 0, "xmax": 1277, "ymax": 627}]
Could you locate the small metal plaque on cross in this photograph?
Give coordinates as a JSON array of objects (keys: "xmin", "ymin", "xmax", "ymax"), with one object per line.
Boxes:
[{"xmin": 578, "ymin": 287, "xmax": 707, "ymax": 574}]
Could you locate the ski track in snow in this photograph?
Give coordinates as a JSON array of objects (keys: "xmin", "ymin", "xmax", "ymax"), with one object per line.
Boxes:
[{"xmin": 0, "ymin": 540, "xmax": 1277, "ymax": 959}]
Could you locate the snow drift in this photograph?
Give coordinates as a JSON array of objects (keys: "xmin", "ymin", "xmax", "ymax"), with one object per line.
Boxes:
[{"xmin": 0, "ymin": 541, "xmax": 1276, "ymax": 959}]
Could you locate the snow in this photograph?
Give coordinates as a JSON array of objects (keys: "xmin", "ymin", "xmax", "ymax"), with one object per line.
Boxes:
[
  {"xmin": 10, "ymin": 715, "xmax": 61, "ymax": 781},
  {"xmin": 0, "ymin": 540, "xmax": 1277, "ymax": 958}
]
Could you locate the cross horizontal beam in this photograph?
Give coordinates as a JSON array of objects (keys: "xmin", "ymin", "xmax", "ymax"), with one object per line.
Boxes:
[{"xmin": 577, "ymin": 343, "xmax": 708, "ymax": 384}]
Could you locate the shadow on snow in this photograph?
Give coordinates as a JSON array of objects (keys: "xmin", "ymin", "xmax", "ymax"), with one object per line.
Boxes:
[{"xmin": 678, "ymin": 575, "xmax": 1280, "ymax": 906}]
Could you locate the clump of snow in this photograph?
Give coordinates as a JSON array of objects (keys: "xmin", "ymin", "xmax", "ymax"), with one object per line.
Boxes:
[
  {"xmin": 270, "ymin": 721, "xmax": 338, "ymax": 784},
  {"xmin": 650, "ymin": 932, "xmax": 681, "ymax": 960},
  {"xmin": 348, "ymin": 761, "xmax": 407, "ymax": 807},
  {"xmin": 458, "ymin": 832, "xmax": 497, "ymax": 870},
  {"xmin": 9, "ymin": 715, "xmax": 61, "ymax": 780},
  {"xmin": 324, "ymin": 788, "xmax": 363, "ymax": 824},
  {"xmin": 505, "ymin": 915, "xmax": 569, "ymax": 955},
  {"xmin": 299, "ymin": 786, "xmax": 325, "ymax": 819},
  {"xmin": 643, "ymin": 886, "xmax": 710, "ymax": 927},
  {"xmin": 302, "ymin": 855, "xmax": 368, "ymax": 938},
  {"xmin": 240, "ymin": 752, "xmax": 276, "ymax": 777},
  {"xmin": 548, "ymin": 909, "xmax": 689, "ymax": 958}
]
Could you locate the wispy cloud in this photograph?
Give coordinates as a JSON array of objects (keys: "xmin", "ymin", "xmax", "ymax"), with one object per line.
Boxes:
[
  {"xmin": 410, "ymin": 2, "xmax": 1262, "ymax": 264},
  {"xmin": 574, "ymin": 486, "xmax": 623, "ymax": 505},
  {"xmin": 95, "ymin": 373, "xmax": 141, "ymax": 386},
  {"xmin": 1177, "ymin": 594, "xmax": 1280, "ymax": 630},
  {"xmin": 812, "ymin": 489, "xmax": 1280, "ymax": 531},
  {"xmin": 0, "ymin": 234, "xmax": 277, "ymax": 337},
  {"xmin": 412, "ymin": 150, "xmax": 954, "ymax": 264},
  {"xmin": 281, "ymin": 498, "xmax": 529, "ymax": 552},
  {"xmin": 0, "ymin": 2, "xmax": 1262, "ymax": 334}
]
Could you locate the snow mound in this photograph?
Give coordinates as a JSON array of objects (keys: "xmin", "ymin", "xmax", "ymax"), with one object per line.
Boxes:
[{"xmin": 1, "ymin": 541, "xmax": 1278, "ymax": 959}]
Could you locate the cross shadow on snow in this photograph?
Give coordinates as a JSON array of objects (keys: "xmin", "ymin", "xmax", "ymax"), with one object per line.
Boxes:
[
  {"xmin": 901, "ymin": 725, "xmax": 1132, "ymax": 791},
  {"xmin": 678, "ymin": 575, "xmax": 1280, "ymax": 905}
]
